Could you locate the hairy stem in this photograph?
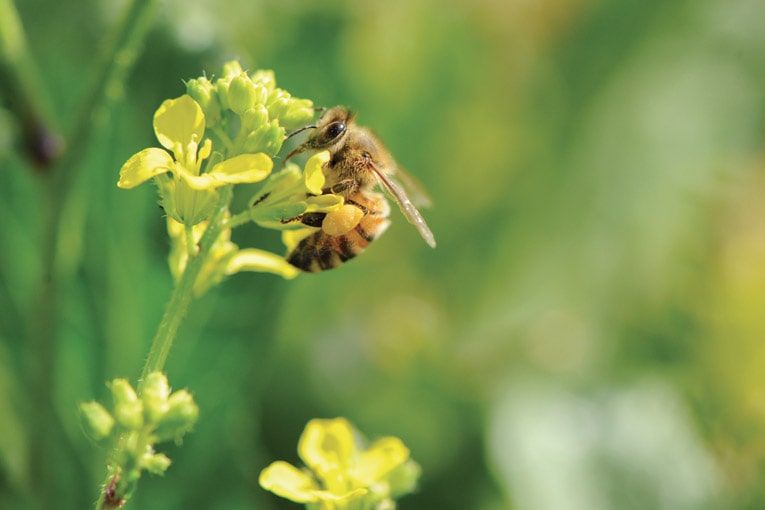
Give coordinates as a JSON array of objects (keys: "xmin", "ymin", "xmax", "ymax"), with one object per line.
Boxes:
[
  {"xmin": 94, "ymin": 190, "xmax": 231, "ymax": 509},
  {"xmin": 138, "ymin": 189, "xmax": 231, "ymax": 389}
]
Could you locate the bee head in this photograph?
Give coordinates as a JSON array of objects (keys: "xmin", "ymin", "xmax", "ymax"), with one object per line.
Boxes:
[
  {"xmin": 309, "ymin": 106, "xmax": 353, "ymax": 149},
  {"xmin": 284, "ymin": 106, "xmax": 355, "ymax": 163}
]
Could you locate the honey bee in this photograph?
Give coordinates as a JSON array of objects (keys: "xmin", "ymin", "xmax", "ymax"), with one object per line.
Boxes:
[{"xmin": 282, "ymin": 106, "xmax": 436, "ymax": 272}]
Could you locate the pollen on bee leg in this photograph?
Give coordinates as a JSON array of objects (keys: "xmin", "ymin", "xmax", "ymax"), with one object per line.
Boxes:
[{"xmin": 322, "ymin": 204, "xmax": 364, "ymax": 236}]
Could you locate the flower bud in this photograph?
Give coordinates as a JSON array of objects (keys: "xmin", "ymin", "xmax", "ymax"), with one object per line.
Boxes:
[
  {"xmin": 222, "ymin": 60, "xmax": 244, "ymax": 79},
  {"xmin": 266, "ymin": 89, "xmax": 291, "ymax": 121},
  {"xmin": 186, "ymin": 77, "xmax": 221, "ymax": 127},
  {"xmin": 80, "ymin": 401, "xmax": 115, "ymax": 441},
  {"xmin": 142, "ymin": 452, "xmax": 172, "ymax": 475},
  {"xmin": 153, "ymin": 389, "xmax": 199, "ymax": 443},
  {"xmin": 186, "ymin": 78, "xmax": 213, "ymax": 108},
  {"xmin": 243, "ymin": 120, "xmax": 285, "ymax": 156},
  {"xmin": 215, "ymin": 78, "xmax": 231, "ymax": 111},
  {"xmin": 241, "ymin": 105, "xmax": 269, "ymax": 132},
  {"xmin": 111, "ymin": 379, "xmax": 144, "ymax": 430},
  {"xmin": 251, "ymin": 69, "xmax": 276, "ymax": 93},
  {"xmin": 142, "ymin": 372, "xmax": 171, "ymax": 424},
  {"xmin": 281, "ymin": 98, "xmax": 314, "ymax": 130},
  {"xmin": 228, "ymin": 74, "xmax": 261, "ymax": 115}
]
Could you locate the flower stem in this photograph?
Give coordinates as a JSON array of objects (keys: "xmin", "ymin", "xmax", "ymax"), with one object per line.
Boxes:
[
  {"xmin": 227, "ymin": 210, "xmax": 253, "ymax": 228},
  {"xmin": 137, "ymin": 189, "xmax": 231, "ymax": 391}
]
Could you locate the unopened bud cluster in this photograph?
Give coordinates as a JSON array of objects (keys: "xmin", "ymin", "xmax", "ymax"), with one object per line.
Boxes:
[
  {"xmin": 185, "ymin": 60, "xmax": 313, "ymax": 157},
  {"xmin": 80, "ymin": 372, "xmax": 198, "ymax": 490}
]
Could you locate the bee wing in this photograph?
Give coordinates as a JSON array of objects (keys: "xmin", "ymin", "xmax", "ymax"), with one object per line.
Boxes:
[
  {"xmin": 371, "ymin": 164, "xmax": 436, "ymax": 248},
  {"xmin": 392, "ymin": 165, "xmax": 433, "ymax": 208}
]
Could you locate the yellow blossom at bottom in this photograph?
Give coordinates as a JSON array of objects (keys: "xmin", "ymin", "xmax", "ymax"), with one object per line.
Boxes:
[{"xmin": 259, "ymin": 418, "xmax": 420, "ymax": 510}]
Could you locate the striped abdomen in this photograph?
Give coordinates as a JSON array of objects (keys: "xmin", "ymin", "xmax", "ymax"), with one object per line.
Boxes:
[{"xmin": 287, "ymin": 191, "xmax": 390, "ymax": 272}]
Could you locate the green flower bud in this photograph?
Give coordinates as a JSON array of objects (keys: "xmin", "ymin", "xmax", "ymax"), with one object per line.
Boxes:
[
  {"xmin": 243, "ymin": 120, "xmax": 285, "ymax": 156},
  {"xmin": 153, "ymin": 390, "xmax": 199, "ymax": 443},
  {"xmin": 266, "ymin": 89, "xmax": 291, "ymax": 121},
  {"xmin": 215, "ymin": 78, "xmax": 231, "ymax": 111},
  {"xmin": 186, "ymin": 77, "xmax": 221, "ymax": 128},
  {"xmin": 111, "ymin": 379, "xmax": 144, "ymax": 430},
  {"xmin": 142, "ymin": 372, "xmax": 171, "ymax": 425},
  {"xmin": 186, "ymin": 78, "xmax": 213, "ymax": 108},
  {"xmin": 228, "ymin": 74, "xmax": 261, "ymax": 115},
  {"xmin": 241, "ymin": 105, "xmax": 269, "ymax": 132},
  {"xmin": 251, "ymin": 69, "xmax": 276, "ymax": 93},
  {"xmin": 142, "ymin": 452, "xmax": 172, "ymax": 475},
  {"xmin": 80, "ymin": 401, "xmax": 115, "ymax": 441},
  {"xmin": 281, "ymin": 98, "xmax": 314, "ymax": 130},
  {"xmin": 222, "ymin": 60, "xmax": 244, "ymax": 79}
]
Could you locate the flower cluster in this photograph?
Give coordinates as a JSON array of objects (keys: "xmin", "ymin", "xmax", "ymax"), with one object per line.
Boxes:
[
  {"xmin": 260, "ymin": 418, "xmax": 420, "ymax": 510},
  {"xmin": 80, "ymin": 373, "xmax": 198, "ymax": 505},
  {"xmin": 117, "ymin": 61, "xmax": 343, "ymax": 291}
]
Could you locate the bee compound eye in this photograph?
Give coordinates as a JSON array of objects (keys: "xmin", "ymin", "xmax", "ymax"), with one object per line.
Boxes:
[{"xmin": 326, "ymin": 122, "xmax": 346, "ymax": 140}]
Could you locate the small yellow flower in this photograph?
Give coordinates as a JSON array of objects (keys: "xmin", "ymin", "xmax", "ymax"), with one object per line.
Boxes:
[
  {"xmin": 118, "ymin": 95, "xmax": 273, "ymax": 224},
  {"xmin": 259, "ymin": 418, "xmax": 419, "ymax": 510}
]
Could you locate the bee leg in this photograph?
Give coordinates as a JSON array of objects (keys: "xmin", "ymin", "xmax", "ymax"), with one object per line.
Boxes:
[
  {"xmin": 320, "ymin": 179, "xmax": 357, "ymax": 196},
  {"xmin": 280, "ymin": 212, "xmax": 326, "ymax": 227},
  {"xmin": 344, "ymin": 199, "xmax": 369, "ymax": 215}
]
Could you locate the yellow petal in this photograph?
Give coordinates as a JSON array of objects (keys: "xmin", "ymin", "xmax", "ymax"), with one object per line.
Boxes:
[
  {"xmin": 298, "ymin": 418, "xmax": 357, "ymax": 475},
  {"xmin": 304, "ymin": 150, "xmax": 330, "ymax": 194},
  {"xmin": 225, "ymin": 248, "xmax": 300, "ymax": 279},
  {"xmin": 259, "ymin": 461, "xmax": 320, "ymax": 504},
  {"xmin": 153, "ymin": 95, "xmax": 205, "ymax": 154},
  {"xmin": 117, "ymin": 148, "xmax": 174, "ymax": 189},
  {"xmin": 304, "ymin": 194, "xmax": 344, "ymax": 213},
  {"xmin": 182, "ymin": 153, "xmax": 273, "ymax": 190},
  {"xmin": 352, "ymin": 437, "xmax": 410, "ymax": 485},
  {"xmin": 313, "ymin": 487, "xmax": 368, "ymax": 502}
]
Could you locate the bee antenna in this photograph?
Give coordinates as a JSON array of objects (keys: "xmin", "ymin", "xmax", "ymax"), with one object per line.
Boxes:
[
  {"xmin": 283, "ymin": 146, "xmax": 304, "ymax": 164},
  {"xmin": 285, "ymin": 125, "xmax": 317, "ymax": 140}
]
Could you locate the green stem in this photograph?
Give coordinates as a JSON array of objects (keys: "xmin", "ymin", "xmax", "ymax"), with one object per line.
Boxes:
[
  {"xmin": 212, "ymin": 126, "xmax": 235, "ymax": 152},
  {"xmin": 185, "ymin": 224, "xmax": 197, "ymax": 258},
  {"xmin": 137, "ymin": 189, "xmax": 231, "ymax": 391},
  {"xmin": 227, "ymin": 210, "xmax": 253, "ymax": 228},
  {"xmin": 95, "ymin": 191, "xmax": 231, "ymax": 510}
]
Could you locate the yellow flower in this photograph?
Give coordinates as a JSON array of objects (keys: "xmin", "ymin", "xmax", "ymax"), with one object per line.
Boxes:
[
  {"xmin": 259, "ymin": 418, "xmax": 419, "ymax": 510},
  {"xmin": 118, "ymin": 95, "xmax": 273, "ymax": 224}
]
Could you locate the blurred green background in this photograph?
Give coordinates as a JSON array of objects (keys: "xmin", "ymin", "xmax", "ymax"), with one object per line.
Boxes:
[{"xmin": 2, "ymin": 0, "xmax": 765, "ymax": 508}]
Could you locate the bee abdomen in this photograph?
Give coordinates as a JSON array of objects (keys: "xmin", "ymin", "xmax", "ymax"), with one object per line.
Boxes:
[{"xmin": 287, "ymin": 216, "xmax": 390, "ymax": 272}]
